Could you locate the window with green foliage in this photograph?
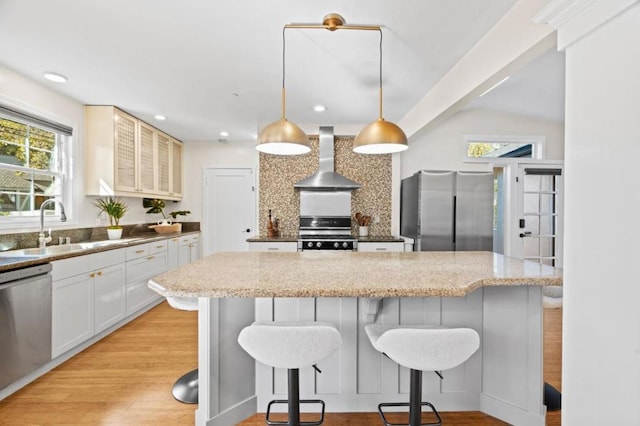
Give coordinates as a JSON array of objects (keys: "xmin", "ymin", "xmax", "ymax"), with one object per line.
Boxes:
[
  {"xmin": 0, "ymin": 110, "xmax": 68, "ymax": 219},
  {"xmin": 463, "ymin": 135, "xmax": 545, "ymax": 162}
]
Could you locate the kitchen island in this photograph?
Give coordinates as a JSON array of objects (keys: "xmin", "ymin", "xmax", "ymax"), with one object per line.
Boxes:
[{"xmin": 149, "ymin": 251, "xmax": 562, "ymax": 426}]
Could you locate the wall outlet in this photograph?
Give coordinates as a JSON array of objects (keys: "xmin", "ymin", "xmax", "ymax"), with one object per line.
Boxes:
[{"xmin": 374, "ymin": 215, "xmax": 380, "ymax": 224}]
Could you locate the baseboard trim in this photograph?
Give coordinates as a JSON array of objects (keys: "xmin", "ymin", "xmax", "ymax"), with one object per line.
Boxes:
[
  {"xmin": 197, "ymin": 395, "xmax": 257, "ymax": 426},
  {"xmin": 480, "ymin": 393, "xmax": 547, "ymax": 426}
]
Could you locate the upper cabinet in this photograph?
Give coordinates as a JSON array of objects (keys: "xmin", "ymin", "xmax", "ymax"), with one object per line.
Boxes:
[{"xmin": 85, "ymin": 106, "xmax": 183, "ymax": 200}]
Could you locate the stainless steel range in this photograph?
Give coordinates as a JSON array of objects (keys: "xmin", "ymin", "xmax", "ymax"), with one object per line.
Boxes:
[
  {"xmin": 295, "ymin": 126, "xmax": 360, "ymax": 251},
  {"xmin": 298, "ymin": 216, "xmax": 357, "ymax": 251}
]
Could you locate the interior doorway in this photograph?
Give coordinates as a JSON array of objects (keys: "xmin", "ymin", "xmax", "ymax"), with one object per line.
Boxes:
[{"xmin": 202, "ymin": 168, "xmax": 255, "ymax": 256}]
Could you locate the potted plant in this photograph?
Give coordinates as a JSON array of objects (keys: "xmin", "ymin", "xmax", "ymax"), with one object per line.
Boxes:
[
  {"xmin": 94, "ymin": 196, "xmax": 128, "ymax": 240},
  {"xmin": 144, "ymin": 199, "xmax": 190, "ymax": 233}
]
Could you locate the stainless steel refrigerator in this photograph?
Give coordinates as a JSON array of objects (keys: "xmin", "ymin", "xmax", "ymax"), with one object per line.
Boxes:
[{"xmin": 400, "ymin": 170, "xmax": 494, "ymax": 251}]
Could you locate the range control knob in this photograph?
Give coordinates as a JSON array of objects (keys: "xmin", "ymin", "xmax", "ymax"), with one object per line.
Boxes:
[
  {"xmin": 307, "ymin": 241, "xmax": 314, "ymax": 248},
  {"xmin": 334, "ymin": 242, "xmax": 340, "ymax": 248},
  {"xmin": 342, "ymin": 242, "xmax": 349, "ymax": 248},
  {"xmin": 316, "ymin": 242, "xmax": 322, "ymax": 248}
]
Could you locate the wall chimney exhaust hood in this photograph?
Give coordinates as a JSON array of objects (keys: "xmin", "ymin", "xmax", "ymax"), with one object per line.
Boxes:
[{"xmin": 294, "ymin": 127, "xmax": 361, "ymax": 191}]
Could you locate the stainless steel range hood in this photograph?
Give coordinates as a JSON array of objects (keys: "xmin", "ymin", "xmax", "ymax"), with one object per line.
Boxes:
[{"xmin": 294, "ymin": 126, "xmax": 361, "ymax": 191}]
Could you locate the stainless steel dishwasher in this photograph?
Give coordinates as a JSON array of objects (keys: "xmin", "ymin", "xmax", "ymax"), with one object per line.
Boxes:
[{"xmin": 0, "ymin": 263, "xmax": 52, "ymax": 390}]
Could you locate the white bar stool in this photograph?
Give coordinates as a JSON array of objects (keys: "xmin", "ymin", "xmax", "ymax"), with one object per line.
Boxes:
[
  {"xmin": 364, "ymin": 325, "xmax": 480, "ymax": 426},
  {"xmin": 238, "ymin": 321, "xmax": 341, "ymax": 426},
  {"xmin": 166, "ymin": 296, "xmax": 199, "ymax": 404}
]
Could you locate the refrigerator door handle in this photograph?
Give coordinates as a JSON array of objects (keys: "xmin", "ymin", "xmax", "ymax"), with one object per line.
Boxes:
[{"xmin": 452, "ymin": 195, "xmax": 457, "ymax": 244}]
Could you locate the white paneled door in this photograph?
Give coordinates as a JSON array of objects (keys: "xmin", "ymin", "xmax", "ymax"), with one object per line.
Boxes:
[
  {"xmin": 514, "ymin": 164, "xmax": 564, "ymax": 267},
  {"xmin": 203, "ymin": 168, "xmax": 254, "ymax": 256}
]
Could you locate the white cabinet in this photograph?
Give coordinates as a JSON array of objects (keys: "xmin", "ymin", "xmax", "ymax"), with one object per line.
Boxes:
[
  {"xmin": 357, "ymin": 242, "xmax": 404, "ymax": 252},
  {"xmin": 94, "ymin": 263, "xmax": 127, "ymax": 334},
  {"xmin": 51, "ymin": 248, "xmax": 126, "ymax": 358},
  {"xmin": 125, "ymin": 241, "xmax": 167, "ymax": 315},
  {"xmin": 167, "ymin": 236, "xmax": 180, "ymax": 270},
  {"xmin": 178, "ymin": 234, "xmax": 200, "ymax": 266},
  {"xmin": 248, "ymin": 241, "xmax": 298, "ymax": 252},
  {"xmin": 84, "ymin": 105, "xmax": 183, "ymax": 200}
]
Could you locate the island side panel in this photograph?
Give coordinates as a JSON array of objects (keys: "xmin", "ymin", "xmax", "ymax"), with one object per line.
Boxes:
[
  {"xmin": 196, "ymin": 298, "xmax": 256, "ymax": 426},
  {"xmin": 480, "ymin": 286, "xmax": 545, "ymax": 426}
]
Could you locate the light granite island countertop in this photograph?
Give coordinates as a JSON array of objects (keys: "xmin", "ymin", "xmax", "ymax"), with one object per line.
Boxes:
[
  {"xmin": 148, "ymin": 251, "xmax": 562, "ymax": 426},
  {"xmin": 148, "ymin": 251, "xmax": 562, "ymax": 298}
]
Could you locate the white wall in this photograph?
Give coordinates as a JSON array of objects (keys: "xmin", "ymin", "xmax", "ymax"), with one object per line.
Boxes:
[
  {"xmin": 401, "ymin": 108, "xmax": 565, "ymax": 178},
  {"xmin": 181, "ymin": 140, "xmax": 257, "ymax": 224},
  {"xmin": 561, "ymin": 3, "xmax": 640, "ymax": 424}
]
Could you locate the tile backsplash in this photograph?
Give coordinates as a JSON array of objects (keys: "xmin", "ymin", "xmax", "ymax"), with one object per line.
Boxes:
[{"xmin": 258, "ymin": 135, "xmax": 391, "ymax": 237}]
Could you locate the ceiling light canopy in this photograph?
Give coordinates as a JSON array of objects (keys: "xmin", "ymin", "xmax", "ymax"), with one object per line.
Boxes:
[
  {"xmin": 154, "ymin": 114, "xmax": 167, "ymax": 121},
  {"xmin": 257, "ymin": 13, "xmax": 408, "ymax": 156}
]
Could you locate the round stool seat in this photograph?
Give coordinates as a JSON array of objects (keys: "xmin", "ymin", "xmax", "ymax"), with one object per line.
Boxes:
[
  {"xmin": 238, "ymin": 321, "xmax": 341, "ymax": 369},
  {"xmin": 365, "ymin": 325, "xmax": 479, "ymax": 372},
  {"xmin": 166, "ymin": 296, "xmax": 198, "ymax": 311}
]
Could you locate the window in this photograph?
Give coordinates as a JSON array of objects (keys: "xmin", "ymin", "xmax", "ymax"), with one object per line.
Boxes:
[
  {"xmin": 0, "ymin": 105, "xmax": 71, "ymax": 220},
  {"xmin": 463, "ymin": 135, "xmax": 545, "ymax": 162}
]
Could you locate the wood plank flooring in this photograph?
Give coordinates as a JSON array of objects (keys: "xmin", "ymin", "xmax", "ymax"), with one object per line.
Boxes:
[{"xmin": 0, "ymin": 302, "xmax": 562, "ymax": 425}]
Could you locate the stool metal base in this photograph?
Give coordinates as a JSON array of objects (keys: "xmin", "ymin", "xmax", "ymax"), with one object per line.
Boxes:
[
  {"xmin": 172, "ymin": 368, "xmax": 198, "ymax": 404},
  {"xmin": 264, "ymin": 368, "xmax": 326, "ymax": 426},
  {"xmin": 378, "ymin": 402, "xmax": 442, "ymax": 426},
  {"xmin": 266, "ymin": 399, "xmax": 325, "ymax": 426},
  {"xmin": 377, "ymin": 368, "xmax": 441, "ymax": 426}
]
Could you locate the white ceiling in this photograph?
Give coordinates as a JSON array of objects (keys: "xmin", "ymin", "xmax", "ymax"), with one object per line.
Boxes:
[{"xmin": 0, "ymin": 0, "xmax": 563, "ymax": 143}]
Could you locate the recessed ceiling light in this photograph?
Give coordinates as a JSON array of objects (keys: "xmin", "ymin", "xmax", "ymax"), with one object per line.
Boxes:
[
  {"xmin": 219, "ymin": 131, "xmax": 229, "ymax": 137},
  {"xmin": 313, "ymin": 105, "xmax": 326, "ymax": 112},
  {"xmin": 154, "ymin": 115, "xmax": 167, "ymax": 121},
  {"xmin": 43, "ymin": 72, "xmax": 68, "ymax": 83}
]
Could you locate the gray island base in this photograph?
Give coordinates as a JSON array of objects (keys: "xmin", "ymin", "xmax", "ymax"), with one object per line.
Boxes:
[{"xmin": 149, "ymin": 251, "xmax": 562, "ymax": 426}]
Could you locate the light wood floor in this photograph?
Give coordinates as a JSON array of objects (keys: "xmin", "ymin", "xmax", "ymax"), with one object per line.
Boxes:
[{"xmin": 0, "ymin": 302, "xmax": 562, "ymax": 425}]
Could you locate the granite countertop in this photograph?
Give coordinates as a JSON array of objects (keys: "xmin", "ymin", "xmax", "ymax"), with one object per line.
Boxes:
[
  {"xmin": 149, "ymin": 251, "xmax": 562, "ymax": 299},
  {"xmin": 0, "ymin": 231, "xmax": 200, "ymax": 272}
]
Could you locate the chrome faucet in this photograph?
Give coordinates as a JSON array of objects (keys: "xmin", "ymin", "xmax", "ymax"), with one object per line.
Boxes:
[{"xmin": 39, "ymin": 199, "xmax": 67, "ymax": 248}]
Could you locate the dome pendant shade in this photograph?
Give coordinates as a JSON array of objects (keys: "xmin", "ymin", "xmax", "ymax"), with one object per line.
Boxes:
[
  {"xmin": 256, "ymin": 119, "xmax": 310, "ymax": 155},
  {"xmin": 353, "ymin": 118, "xmax": 408, "ymax": 154}
]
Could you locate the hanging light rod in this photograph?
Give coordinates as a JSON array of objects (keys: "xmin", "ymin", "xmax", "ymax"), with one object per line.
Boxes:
[{"xmin": 256, "ymin": 13, "xmax": 408, "ymax": 156}]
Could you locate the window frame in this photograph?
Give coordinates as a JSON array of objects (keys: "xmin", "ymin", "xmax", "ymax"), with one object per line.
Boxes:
[
  {"xmin": 0, "ymin": 104, "xmax": 73, "ymax": 229},
  {"xmin": 462, "ymin": 134, "xmax": 546, "ymax": 164}
]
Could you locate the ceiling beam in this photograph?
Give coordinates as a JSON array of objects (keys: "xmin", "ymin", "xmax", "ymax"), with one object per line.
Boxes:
[{"xmin": 399, "ymin": 0, "xmax": 557, "ymax": 139}]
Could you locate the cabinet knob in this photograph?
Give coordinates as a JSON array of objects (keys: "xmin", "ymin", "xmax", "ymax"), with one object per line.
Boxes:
[
  {"xmin": 97, "ymin": 271, "xmax": 102, "ymax": 276},
  {"xmin": 90, "ymin": 273, "xmax": 95, "ymax": 278},
  {"xmin": 135, "ymin": 249, "xmax": 144, "ymax": 254},
  {"xmin": 147, "ymin": 256, "xmax": 155, "ymax": 260}
]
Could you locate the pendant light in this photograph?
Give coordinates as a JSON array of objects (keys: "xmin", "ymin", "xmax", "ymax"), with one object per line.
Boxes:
[
  {"xmin": 353, "ymin": 29, "xmax": 408, "ymax": 154},
  {"xmin": 258, "ymin": 14, "xmax": 407, "ymax": 155},
  {"xmin": 256, "ymin": 28, "xmax": 311, "ymax": 155}
]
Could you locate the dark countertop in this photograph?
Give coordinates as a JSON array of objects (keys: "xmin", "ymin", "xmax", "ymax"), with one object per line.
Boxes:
[{"xmin": 0, "ymin": 231, "xmax": 200, "ymax": 273}]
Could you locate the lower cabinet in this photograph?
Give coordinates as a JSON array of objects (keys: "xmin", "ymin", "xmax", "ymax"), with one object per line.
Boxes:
[
  {"xmin": 248, "ymin": 241, "xmax": 298, "ymax": 252},
  {"xmin": 178, "ymin": 234, "xmax": 200, "ymax": 266},
  {"xmin": 357, "ymin": 242, "xmax": 404, "ymax": 252},
  {"xmin": 50, "ymin": 233, "xmax": 199, "ymax": 360},
  {"xmin": 52, "ymin": 249, "xmax": 126, "ymax": 358},
  {"xmin": 125, "ymin": 241, "xmax": 167, "ymax": 315}
]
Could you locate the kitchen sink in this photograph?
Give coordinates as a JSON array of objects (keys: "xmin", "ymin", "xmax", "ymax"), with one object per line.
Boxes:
[{"xmin": 0, "ymin": 238, "xmax": 143, "ymax": 258}]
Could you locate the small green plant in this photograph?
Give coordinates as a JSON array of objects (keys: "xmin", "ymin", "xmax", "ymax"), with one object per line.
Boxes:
[
  {"xmin": 94, "ymin": 197, "xmax": 128, "ymax": 229},
  {"xmin": 144, "ymin": 198, "xmax": 190, "ymax": 221},
  {"xmin": 145, "ymin": 198, "xmax": 167, "ymax": 218},
  {"xmin": 169, "ymin": 210, "xmax": 191, "ymax": 220}
]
